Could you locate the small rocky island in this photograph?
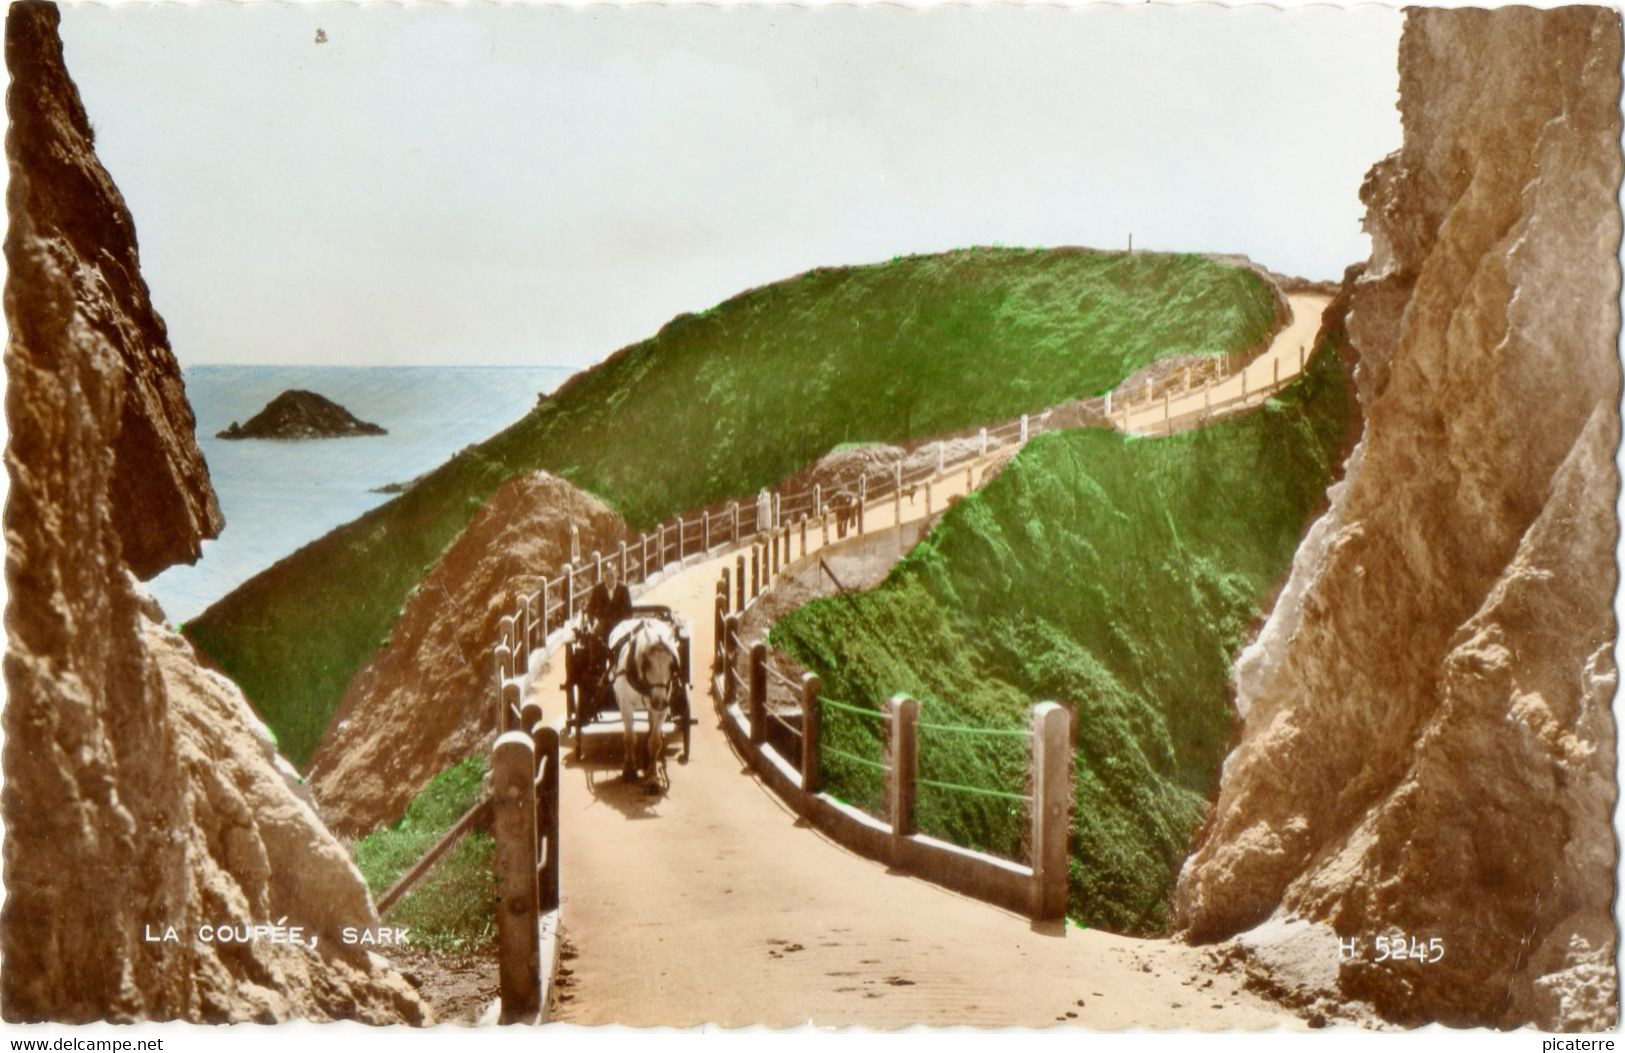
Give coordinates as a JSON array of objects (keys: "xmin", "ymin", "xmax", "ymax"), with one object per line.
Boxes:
[{"xmin": 218, "ymin": 389, "xmax": 386, "ymax": 440}]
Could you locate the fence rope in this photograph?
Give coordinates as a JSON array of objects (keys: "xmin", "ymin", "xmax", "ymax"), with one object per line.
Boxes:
[
  {"xmin": 766, "ymin": 707, "xmax": 804, "ymax": 739},
  {"xmin": 821, "ymin": 697, "xmax": 891, "ymax": 722},
  {"xmin": 915, "ymin": 776, "xmax": 1031, "ymax": 804},
  {"xmin": 916, "ymin": 721, "xmax": 1031, "ymax": 739},
  {"xmin": 822, "ymin": 744, "xmax": 889, "ymax": 772},
  {"xmin": 764, "ymin": 662, "xmax": 801, "ymax": 692}
]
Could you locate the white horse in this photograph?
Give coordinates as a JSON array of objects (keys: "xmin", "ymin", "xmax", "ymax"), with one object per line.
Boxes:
[{"xmin": 607, "ymin": 616, "xmax": 684, "ymax": 792}]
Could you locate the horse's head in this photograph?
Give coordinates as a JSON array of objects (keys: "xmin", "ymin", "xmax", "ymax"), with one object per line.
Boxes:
[{"xmin": 635, "ymin": 622, "xmax": 681, "ymax": 711}]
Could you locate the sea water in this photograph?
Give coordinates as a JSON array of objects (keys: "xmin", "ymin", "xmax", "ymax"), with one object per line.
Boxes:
[{"xmin": 148, "ymin": 364, "xmax": 577, "ymax": 624}]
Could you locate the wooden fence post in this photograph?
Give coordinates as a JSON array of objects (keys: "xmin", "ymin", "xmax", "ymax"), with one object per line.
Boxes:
[
  {"xmin": 801, "ymin": 674, "xmax": 821, "ymax": 794},
  {"xmin": 750, "ymin": 545, "xmax": 760, "ymax": 598},
  {"xmin": 640, "ymin": 533, "xmax": 650, "ymax": 580},
  {"xmin": 731, "ymin": 501, "xmax": 740, "ymax": 543},
  {"xmin": 895, "ymin": 461, "xmax": 904, "ymax": 527},
  {"xmin": 772, "ymin": 492, "xmax": 781, "ymax": 530},
  {"xmin": 1273, "ymin": 358, "xmax": 1280, "ymax": 387},
  {"xmin": 492, "ymin": 731, "xmax": 540, "ymax": 1023},
  {"xmin": 703, "ymin": 510, "xmax": 711, "ymax": 552},
  {"xmin": 496, "ymin": 640, "xmax": 513, "ymax": 684},
  {"xmin": 569, "ymin": 523, "xmax": 580, "ymax": 565},
  {"xmin": 1241, "ymin": 369, "xmax": 1248, "ymax": 398},
  {"xmin": 521, "ymin": 698, "xmax": 544, "ymax": 736},
  {"xmin": 502, "ymin": 680, "xmax": 521, "ymax": 733},
  {"xmin": 799, "ymin": 515, "xmax": 807, "ymax": 559},
  {"xmin": 619, "ymin": 540, "xmax": 629, "ymax": 583},
  {"xmin": 723, "ymin": 614, "xmax": 742, "ymax": 707},
  {"xmin": 514, "ymin": 603, "xmax": 529, "ymax": 672},
  {"xmin": 888, "ymin": 695, "xmax": 920, "ymax": 857},
  {"xmin": 813, "ymin": 483, "xmax": 822, "ymax": 519},
  {"xmin": 536, "ymin": 725, "xmax": 560, "ymax": 912},
  {"xmin": 564, "ymin": 564, "xmax": 575, "ymax": 621},
  {"xmin": 493, "ymin": 646, "xmax": 506, "ymax": 728},
  {"xmin": 925, "ymin": 480, "xmax": 933, "ymax": 515},
  {"xmin": 540, "ymin": 579, "xmax": 550, "ymax": 641},
  {"xmin": 821, "ymin": 510, "xmax": 830, "ymax": 547},
  {"xmin": 857, "ymin": 493, "xmax": 866, "ymax": 537},
  {"xmin": 735, "ymin": 554, "xmax": 746, "ymax": 612},
  {"xmin": 593, "ymin": 550, "xmax": 603, "ymax": 585},
  {"xmin": 1029, "ymin": 702, "xmax": 1072, "ymax": 922},
  {"xmin": 770, "ymin": 529, "xmax": 780, "ymax": 577},
  {"xmin": 1299, "ymin": 344, "xmax": 1305, "ymax": 371},
  {"xmin": 749, "ymin": 642, "xmax": 767, "ymax": 744},
  {"xmin": 714, "ymin": 590, "xmax": 727, "ymax": 674},
  {"xmin": 658, "ymin": 523, "xmax": 667, "ymax": 569}
]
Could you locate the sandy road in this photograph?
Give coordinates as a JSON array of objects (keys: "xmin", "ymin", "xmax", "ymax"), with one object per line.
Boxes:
[
  {"xmin": 1118, "ymin": 293, "xmax": 1331, "ymax": 435},
  {"xmin": 534, "ymin": 450, "xmax": 1301, "ymax": 1028}
]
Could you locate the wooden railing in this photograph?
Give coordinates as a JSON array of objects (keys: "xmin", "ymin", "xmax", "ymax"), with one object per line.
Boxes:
[
  {"xmin": 1106, "ymin": 342, "xmax": 1313, "ymax": 437},
  {"xmin": 492, "ymin": 407, "xmax": 1058, "ymax": 732},
  {"xmin": 714, "ymin": 568, "xmax": 1073, "ymax": 921}
]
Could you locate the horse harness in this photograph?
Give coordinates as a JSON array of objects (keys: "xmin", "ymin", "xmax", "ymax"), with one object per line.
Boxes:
[{"xmin": 611, "ymin": 625, "xmax": 675, "ymax": 701}]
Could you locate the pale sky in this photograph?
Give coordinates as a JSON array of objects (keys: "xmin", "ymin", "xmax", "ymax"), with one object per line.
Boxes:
[{"xmin": 58, "ymin": 2, "xmax": 1404, "ymax": 367}]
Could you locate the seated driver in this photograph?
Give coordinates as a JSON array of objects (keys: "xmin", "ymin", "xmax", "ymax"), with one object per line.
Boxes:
[{"xmin": 584, "ymin": 561, "xmax": 632, "ymax": 659}]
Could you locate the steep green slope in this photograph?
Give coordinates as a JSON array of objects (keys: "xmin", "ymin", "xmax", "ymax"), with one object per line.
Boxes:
[
  {"xmin": 769, "ymin": 334, "xmax": 1351, "ymax": 934},
  {"xmin": 354, "ymin": 756, "xmax": 495, "ymax": 951},
  {"xmin": 187, "ymin": 248, "xmax": 1278, "ymax": 768}
]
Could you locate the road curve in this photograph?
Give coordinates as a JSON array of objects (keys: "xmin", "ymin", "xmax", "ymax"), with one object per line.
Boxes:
[{"xmin": 1117, "ymin": 292, "xmax": 1331, "ymax": 436}]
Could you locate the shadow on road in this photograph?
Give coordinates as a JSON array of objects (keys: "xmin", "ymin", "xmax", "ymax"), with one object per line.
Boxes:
[{"xmin": 565, "ymin": 750, "xmax": 677, "ymax": 821}]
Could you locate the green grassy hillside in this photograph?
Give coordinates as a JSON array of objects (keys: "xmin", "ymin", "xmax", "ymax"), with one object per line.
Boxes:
[
  {"xmin": 354, "ymin": 755, "xmax": 496, "ymax": 952},
  {"xmin": 187, "ymin": 248, "xmax": 1279, "ymax": 768},
  {"xmin": 769, "ymin": 334, "xmax": 1351, "ymax": 934}
]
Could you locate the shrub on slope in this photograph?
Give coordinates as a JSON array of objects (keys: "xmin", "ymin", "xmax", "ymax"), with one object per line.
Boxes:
[
  {"xmin": 354, "ymin": 756, "xmax": 496, "ymax": 952},
  {"xmin": 769, "ymin": 335, "xmax": 1350, "ymax": 934},
  {"xmin": 187, "ymin": 248, "xmax": 1277, "ymax": 769}
]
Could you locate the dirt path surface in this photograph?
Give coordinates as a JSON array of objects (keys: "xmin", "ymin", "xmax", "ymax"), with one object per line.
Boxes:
[
  {"xmin": 532, "ymin": 457, "xmax": 1302, "ymax": 1028},
  {"xmin": 1118, "ymin": 293, "xmax": 1331, "ymax": 435}
]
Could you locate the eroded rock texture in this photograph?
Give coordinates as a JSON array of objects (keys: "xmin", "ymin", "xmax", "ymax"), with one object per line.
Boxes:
[
  {"xmin": 307, "ymin": 471, "xmax": 626, "ymax": 837},
  {"xmin": 1174, "ymin": 7, "xmax": 1621, "ymax": 1031},
  {"xmin": 2, "ymin": 2, "xmax": 428, "ymax": 1022}
]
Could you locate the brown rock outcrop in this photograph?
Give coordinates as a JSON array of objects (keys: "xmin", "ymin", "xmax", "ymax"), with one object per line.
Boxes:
[
  {"xmin": 218, "ymin": 389, "xmax": 387, "ymax": 440},
  {"xmin": 5, "ymin": 1, "xmax": 220, "ymax": 579},
  {"xmin": 1173, "ymin": 6, "xmax": 1621, "ymax": 1031},
  {"xmin": 2, "ymin": 2, "xmax": 428, "ymax": 1022},
  {"xmin": 307, "ymin": 471, "xmax": 627, "ymax": 837}
]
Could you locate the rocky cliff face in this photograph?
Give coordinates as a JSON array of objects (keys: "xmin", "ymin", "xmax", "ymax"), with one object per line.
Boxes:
[
  {"xmin": 5, "ymin": 3, "xmax": 221, "ymax": 580},
  {"xmin": 1174, "ymin": 7, "xmax": 1621, "ymax": 1031},
  {"xmin": 307, "ymin": 471, "xmax": 627, "ymax": 837},
  {"xmin": 2, "ymin": 2, "xmax": 428, "ymax": 1022}
]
